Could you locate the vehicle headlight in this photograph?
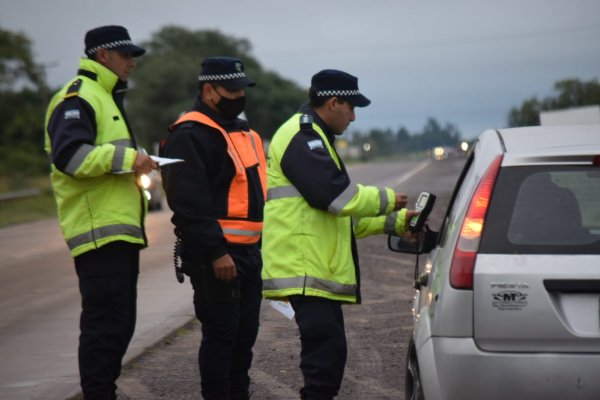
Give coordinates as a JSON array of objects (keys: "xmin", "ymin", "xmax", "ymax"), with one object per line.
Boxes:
[{"xmin": 433, "ymin": 147, "xmax": 445, "ymax": 159}]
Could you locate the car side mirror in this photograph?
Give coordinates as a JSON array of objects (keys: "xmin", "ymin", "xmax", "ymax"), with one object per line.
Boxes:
[{"xmin": 388, "ymin": 229, "xmax": 438, "ymax": 255}]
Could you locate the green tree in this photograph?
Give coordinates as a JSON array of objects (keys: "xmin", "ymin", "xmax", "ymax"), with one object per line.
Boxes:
[
  {"xmin": 549, "ymin": 79, "xmax": 600, "ymax": 109},
  {"xmin": 508, "ymin": 97, "xmax": 541, "ymax": 127},
  {"xmin": 0, "ymin": 28, "xmax": 48, "ymax": 95},
  {"xmin": 127, "ymin": 26, "xmax": 306, "ymax": 148},
  {"xmin": 394, "ymin": 127, "xmax": 411, "ymax": 154},
  {"xmin": 364, "ymin": 128, "xmax": 395, "ymax": 157},
  {"xmin": 0, "ymin": 27, "xmax": 49, "ymax": 176},
  {"xmin": 352, "ymin": 118, "xmax": 462, "ymax": 159},
  {"xmin": 409, "ymin": 118, "xmax": 461, "ymax": 152},
  {"xmin": 508, "ymin": 78, "xmax": 600, "ymax": 127}
]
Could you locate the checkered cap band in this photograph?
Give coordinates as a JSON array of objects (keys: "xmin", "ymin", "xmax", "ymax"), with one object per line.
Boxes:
[
  {"xmin": 198, "ymin": 72, "xmax": 248, "ymax": 82},
  {"xmin": 86, "ymin": 40, "xmax": 135, "ymax": 55},
  {"xmin": 316, "ymin": 89, "xmax": 361, "ymax": 97}
]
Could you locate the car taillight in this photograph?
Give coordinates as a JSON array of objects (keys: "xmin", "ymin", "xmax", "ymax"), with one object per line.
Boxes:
[
  {"xmin": 450, "ymin": 155, "xmax": 503, "ymax": 289},
  {"xmin": 593, "ymin": 155, "xmax": 600, "ymax": 166}
]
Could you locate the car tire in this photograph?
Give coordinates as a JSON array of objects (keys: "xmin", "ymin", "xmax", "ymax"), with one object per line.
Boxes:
[{"xmin": 406, "ymin": 339, "xmax": 425, "ymax": 400}]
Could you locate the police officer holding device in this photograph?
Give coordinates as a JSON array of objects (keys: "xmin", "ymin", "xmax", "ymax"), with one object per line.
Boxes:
[
  {"xmin": 261, "ymin": 69, "xmax": 419, "ymax": 400},
  {"xmin": 44, "ymin": 25, "xmax": 156, "ymax": 399}
]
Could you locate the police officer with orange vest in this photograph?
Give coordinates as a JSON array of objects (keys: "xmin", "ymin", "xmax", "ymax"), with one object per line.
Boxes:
[{"xmin": 160, "ymin": 57, "xmax": 266, "ymax": 400}]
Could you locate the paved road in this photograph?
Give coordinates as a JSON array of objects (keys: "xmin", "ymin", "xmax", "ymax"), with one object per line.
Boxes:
[
  {"xmin": 0, "ymin": 157, "xmax": 465, "ymax": 400},
  {"xmin": 0, "ymin": 206, "xmax": 194, "ymax": 400}
]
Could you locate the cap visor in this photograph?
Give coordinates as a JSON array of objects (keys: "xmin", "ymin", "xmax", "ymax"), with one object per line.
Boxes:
[
  {"xmin": 115, "ymin": 44, "xmax": 146, "ymax": 57},
  {"xmin": 219, "ymin": 77, "xmax": 256, "ymax": 91},
  {"xmin": 349, "ymin": 94, "xmax": 371, "ymax": 107}
]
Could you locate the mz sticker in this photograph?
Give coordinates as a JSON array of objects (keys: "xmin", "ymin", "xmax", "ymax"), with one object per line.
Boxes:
[{"xmin": 492, "ymin": 290, "xmax": 528, "ymax": 311}]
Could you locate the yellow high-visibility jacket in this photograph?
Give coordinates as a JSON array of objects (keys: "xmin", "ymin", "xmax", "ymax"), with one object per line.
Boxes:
[
  {"xmin": 262, "ymin": 111, "xmax": 407, "ymax": 303},
  {"xmin": 44, "ymin": 58, "xmax": 146, "ymax": 257}
]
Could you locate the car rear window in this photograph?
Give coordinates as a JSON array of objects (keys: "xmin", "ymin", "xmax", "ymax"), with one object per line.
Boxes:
[{"xmin": 479, "ymin": 165, "xmax": 600, "ymax": 254}]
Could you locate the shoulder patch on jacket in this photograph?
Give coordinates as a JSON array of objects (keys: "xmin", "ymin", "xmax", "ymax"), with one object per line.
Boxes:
[
  {"xmin": 307, "ymin": 139, "xmax": 324, "ymax": 150},
  {"xmin": 64, "ymin": 109, "xmax": 81, "ymax": 120},
  {"xmin": 64, "ymin": 79, "xmax": 82, "ymax": 99}
]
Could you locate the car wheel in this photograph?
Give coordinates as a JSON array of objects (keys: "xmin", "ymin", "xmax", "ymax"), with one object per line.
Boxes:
[{"xmin": 406, "ymin": 340, "xmax": 425, "ymax": 400}]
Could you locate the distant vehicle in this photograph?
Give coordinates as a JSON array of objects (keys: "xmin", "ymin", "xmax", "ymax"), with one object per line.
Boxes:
[
  {"xmin": 390, "ymin": 125, "xmax": 600, "ymax": 400},
  {"xmin": 429, "ymin": 146, "xmax": 458, "ymax": 161},
  {"xmin": 138, "ymin": 171, "xmax": 163, "ymax": 211}
]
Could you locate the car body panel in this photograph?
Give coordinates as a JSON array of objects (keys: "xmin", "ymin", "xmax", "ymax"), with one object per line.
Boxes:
[
  {"xmin": 399, "ymin": 124, "xmax": 600, "ymax": 400},
  {"xmin": 498, "ymin": 125, "xmax": 600, "ymax": 155},
  {"xmin": 474, "ymin": 254, "xmax": 600, "ymax": 352},
  {"xmin": 420, "ymin": 337, "xmax": 600, "ymax": 400}
]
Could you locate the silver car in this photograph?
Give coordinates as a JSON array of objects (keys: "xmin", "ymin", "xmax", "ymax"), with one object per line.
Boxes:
[{"xmin": 390, "ymin": 125, "xmax": 600, "ymax": 400}]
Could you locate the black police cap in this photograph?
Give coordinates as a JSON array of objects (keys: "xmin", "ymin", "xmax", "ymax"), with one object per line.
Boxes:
[
  {"xmin": 198, "ymin": 56, "xmax": 256, "ymax": 91},
  {"xmin": 310, "ymin": 69, "xmax": 371, "ymax": 107},
  {"xmin": 85, "ymin": 25, "xmax": 145, "ymax": 57}
]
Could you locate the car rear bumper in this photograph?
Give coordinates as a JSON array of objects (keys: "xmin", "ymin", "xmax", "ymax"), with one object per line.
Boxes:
[{"xmin": 418, "ymin": 336, "xmax": 600, "ymax": 400}]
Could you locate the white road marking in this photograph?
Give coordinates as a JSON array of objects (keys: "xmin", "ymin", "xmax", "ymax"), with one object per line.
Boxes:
[{"xmin": 392, "ymin": 160, "xmax": 431, "ymax": 187}]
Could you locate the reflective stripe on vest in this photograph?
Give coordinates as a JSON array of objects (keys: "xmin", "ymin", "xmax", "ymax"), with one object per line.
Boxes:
[
  {"xmin": 217, "ymin": 219, "xmax": 264, "ymax": 244},
  {"xmin": 267, "ymin": 183, "xmax": 363, "ymax": 216},
  {"xmin": 263, "ymin": 276, "xmax": 357, "ymax": 296},
  {"xmin": 383, "ymin": 211, "xmax": 399, "ymax": 234},
  {"xmin": 67, "ymin": 224, "xmax": 145, "ymax": 251},
  {"xmin": 171, "ymin": 111, "xmax": 267, "ymax": 244},
  {"xmin": 64, "ymin": 139, "xmax": 136, "ymax": 176},
  {"xmin": 267, "ymin": 185, "xmax": 301, "ymax": 201}
]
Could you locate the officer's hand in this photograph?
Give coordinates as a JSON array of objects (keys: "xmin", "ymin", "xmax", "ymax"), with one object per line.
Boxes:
[
  {"xmin": 212, "ymin": 254, "xmax": 237, "ymax": 282},
  {"xmin": 133, "ymin": 153, "xmax": 158, "ymax": 175},
  {"xmin": 403, "ymin": 209, "xmax": 424, "ymax": 243},
  {"xmin": 394, "ymin": 192, "xmax": 408, "ymax": 210},
  {"xmin": 405, "ymin": 209, "xmax": 420, "ymax": 225}
]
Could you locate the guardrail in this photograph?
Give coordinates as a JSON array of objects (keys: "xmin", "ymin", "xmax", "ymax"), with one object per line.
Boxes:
[{"xmin": 0, "ymin": 188, "xmax": 41, "ymax": 201}]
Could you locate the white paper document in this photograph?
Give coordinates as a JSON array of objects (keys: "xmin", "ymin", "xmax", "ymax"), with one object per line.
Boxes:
[
  {"xmin": 268, "ymin": 300, "xmax": 295, "ymax": 320},
  {"xmin": 151, "ymin": 155, "xmax": 184, "ymax": 166}
]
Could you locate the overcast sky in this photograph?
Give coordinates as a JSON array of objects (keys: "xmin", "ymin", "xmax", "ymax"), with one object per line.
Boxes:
[{"xmin": 1, "ymin": 0, "xmax": 599, "ymax": 138}]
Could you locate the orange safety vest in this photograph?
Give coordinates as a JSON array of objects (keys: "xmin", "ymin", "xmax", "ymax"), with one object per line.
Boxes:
[{"xmin": 171, "ymin": 111, "xmax": 267, "ymax": 244}]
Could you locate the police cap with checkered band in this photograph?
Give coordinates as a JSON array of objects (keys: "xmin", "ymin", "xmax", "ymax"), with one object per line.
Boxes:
[
  {"xmin": 310, "ymin": 69, "xmax": 371, "ymax": 107},
  {"xmin": 84, "ymin": 25, "xmax": 145, "ymax": 57},
  {"xmin": 198, "ymin": 56, "xmax": 256, "ymax": 91}
]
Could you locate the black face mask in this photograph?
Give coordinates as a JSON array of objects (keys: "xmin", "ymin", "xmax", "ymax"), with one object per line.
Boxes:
[{"xmin": 213, "ymin": 87, "xmax": 246, "ymax": 119}]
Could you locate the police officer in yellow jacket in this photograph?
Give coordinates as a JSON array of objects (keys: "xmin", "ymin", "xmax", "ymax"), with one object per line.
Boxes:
[
  {"xmin": 44, "ymin": 25, "xmax": 157, "ymax": 400},
  {"xmin": 262, "ymin": 69, "xmax": 417, "ymax": 400},
  {"xmin": 160, "ymin": 57, "xmax": 266, "ymax": 400}
]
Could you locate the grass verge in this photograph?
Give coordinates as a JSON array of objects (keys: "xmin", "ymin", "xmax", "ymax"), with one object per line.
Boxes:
[{"xmin": 0, "ymin": 175, "xmax": 57, "ymax": 228}]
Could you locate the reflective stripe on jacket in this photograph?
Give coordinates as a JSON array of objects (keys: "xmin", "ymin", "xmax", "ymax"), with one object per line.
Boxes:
[
  {"xmin": 171, "ymin": 111, "xmax": 267, "ymax": 244},
  {"xmin": 262, "ymin": 112, "xmax": 407, "ymax": 304},
  {"xmin": 44, "ymin": 58, "xmax": 146, "ymax": 257}
]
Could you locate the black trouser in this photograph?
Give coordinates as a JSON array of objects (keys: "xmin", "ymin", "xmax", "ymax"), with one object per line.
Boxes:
[
  {"xmin": 190, "ymin": 245, "xmax": 262, "ymax": 400},
  {"xmin": 289, "ymin": 296, "xmax": 347, "ymax": 400},
  {"xmin": 74, "ymin": 241, "xmax": 140, "ymax": 400}
]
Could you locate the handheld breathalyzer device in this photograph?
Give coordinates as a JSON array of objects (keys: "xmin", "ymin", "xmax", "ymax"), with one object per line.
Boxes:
[{"xmin": 409, "ymin": 192, "xmax": 436, "ymax": 232}]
